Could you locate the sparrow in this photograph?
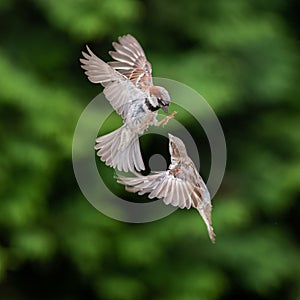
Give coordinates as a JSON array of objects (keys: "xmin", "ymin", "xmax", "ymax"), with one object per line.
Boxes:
[
  {"xmin": 80, "ymin": 34, "xmax": 176, "ymax": 172},
  {"xmin": 117, "ymin": 134, "xmax": 216, "ymax": 243}
]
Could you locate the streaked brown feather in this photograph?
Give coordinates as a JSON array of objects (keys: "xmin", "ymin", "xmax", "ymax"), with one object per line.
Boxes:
[{"xmin": 108, "ymin": 34, "xmax": 153, "ymax": 88}]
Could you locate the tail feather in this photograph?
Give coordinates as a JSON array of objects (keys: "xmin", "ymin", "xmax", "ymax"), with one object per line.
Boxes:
[
  {"xmin": 95, "ymin": 126, "xmax": 145, "ymax": 172},
  {"xmin": 197, "ymin": 207, "xmax": 216, "ymax": 244}
]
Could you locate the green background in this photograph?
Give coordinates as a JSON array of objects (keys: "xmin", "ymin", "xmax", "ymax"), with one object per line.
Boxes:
[{"xmin": 0, "ymin": 0, "xmax": 300, "ymax": 299}]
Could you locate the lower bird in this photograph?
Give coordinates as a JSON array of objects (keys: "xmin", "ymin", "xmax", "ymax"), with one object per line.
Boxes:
[{"xmin": 117, "ymin": 134, "xmax": 216, "ymax": 243}]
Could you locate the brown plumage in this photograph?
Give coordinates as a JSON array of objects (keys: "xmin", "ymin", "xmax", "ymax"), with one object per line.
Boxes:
[{"xmin": 117, "ymin": 134, "xmax": 216, "ymax": 243}]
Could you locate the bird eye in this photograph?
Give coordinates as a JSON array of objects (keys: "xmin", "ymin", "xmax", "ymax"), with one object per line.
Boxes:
[{"xmin": 158, "ymin": 98, "xmax": 167, "ymax": 106}]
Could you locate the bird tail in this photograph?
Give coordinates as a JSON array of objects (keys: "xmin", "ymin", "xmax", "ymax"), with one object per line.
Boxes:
[
  {"xmin": 197, "ymin": 206, "xmax": 216, "ymax": 244},
  {"xmin": 95, "ymin": 125, "xmax": 145, "ymax": 172}
]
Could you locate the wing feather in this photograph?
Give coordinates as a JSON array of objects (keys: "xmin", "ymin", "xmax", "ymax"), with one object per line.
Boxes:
[
  {"xmin": 117, "ymin": 169, "xmax": 195, "ymax": 209},
  {"xmin": 80, "ymin": 45, "xmax": 146, "ymax": 118},
  {"xmin": 117, "ymin": 172, "xmax": 164, "ymax": 194},
  {"xmin": 108, "ymin": 34, "xmax": 153, "ymax": 87}
]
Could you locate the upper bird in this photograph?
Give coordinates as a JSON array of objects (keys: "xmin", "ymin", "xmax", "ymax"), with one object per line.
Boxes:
[
  {"xmin": 117, "ymin": 134, "xmax": 216, "ymax": 243},
  {"xmin": 80, "ymin": 34, "xmax": 176, "ymax": 172}
]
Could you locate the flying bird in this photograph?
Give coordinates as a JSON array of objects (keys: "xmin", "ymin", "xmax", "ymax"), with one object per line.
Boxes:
[
  {"xmin": 117, "ymin": 134, "xmax": 216, "ymax": 243},
  {"xmin": 80, "ymin": 34, "xmax": 176, "ymax": 172}
]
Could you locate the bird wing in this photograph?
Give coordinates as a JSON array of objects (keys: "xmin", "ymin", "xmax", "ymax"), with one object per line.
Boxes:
[
  {"xmin": 108, "ymin": 34, "xmax": 153, "ymax": 88},
  {"xmin": 80, "ymin": 46, "xmax": 146, "ymax": 118},
  {"xmin": 117, "ymin": 170, "xmax": 195, "ymax": 209},
  {"xmin": 117, "ymin": 167, "xmax": 216, "ymax": 243}
]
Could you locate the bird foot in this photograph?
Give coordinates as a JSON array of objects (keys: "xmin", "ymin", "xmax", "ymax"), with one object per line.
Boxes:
[{"xmin": 157, "ymin": 111, "xmax": 177, "ymax": 127}]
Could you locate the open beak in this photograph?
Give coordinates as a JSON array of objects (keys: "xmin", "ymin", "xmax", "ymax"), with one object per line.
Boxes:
[{"xmin": 162, "ymin": 105, "xmax": 169, "ymax": 113}]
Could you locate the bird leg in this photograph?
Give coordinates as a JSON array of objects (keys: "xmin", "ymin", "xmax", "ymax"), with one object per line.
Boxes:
[{"xmin": 157, "ymin": 111, "xmax": 177, "ymax": 127}]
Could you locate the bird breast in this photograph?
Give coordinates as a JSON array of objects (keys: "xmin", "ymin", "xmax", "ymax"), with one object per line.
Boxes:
[{"xmin": 125, "ymin": 101, "xmax": 157, "ymax": 133}]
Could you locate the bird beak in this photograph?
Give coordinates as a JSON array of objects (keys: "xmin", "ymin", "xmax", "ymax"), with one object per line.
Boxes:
[{"xmin": 162, "ymin": 105, "xmax": 169, "ymax": 113}]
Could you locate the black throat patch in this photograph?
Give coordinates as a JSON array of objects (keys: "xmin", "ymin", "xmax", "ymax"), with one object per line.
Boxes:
[{"xmin": 145, "ymin": 98, "xmax": 160, "ymax": 112}]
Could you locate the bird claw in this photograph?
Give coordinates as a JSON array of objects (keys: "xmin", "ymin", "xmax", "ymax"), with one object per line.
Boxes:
[{"xmin": 157, "ymin": 111, "xmax": 177, "ymax": 127}]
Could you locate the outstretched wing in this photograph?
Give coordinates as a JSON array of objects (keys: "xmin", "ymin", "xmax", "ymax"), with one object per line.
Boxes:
[
  {"xmin": 108, "ymin": 34, "xmax": 153, "ymax": 88},
  {"xmin": 118, "ymin": 170, "xmax": 215, "ymax": 242},
  {"xmin": 80, "ymin": 46, "xmax": 146, "ymax": 118},
  {"xmin": 117, "ymin": 170, "xmax": 195, "ymax": 209}
]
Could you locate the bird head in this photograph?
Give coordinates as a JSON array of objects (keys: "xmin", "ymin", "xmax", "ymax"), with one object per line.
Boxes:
[
  {"xmin": 149, "ymin": 86, "xmax": 170, "ymax": 113},
  {"xmin": 168, "ymin": 134, "xmax": 189, "ymax": 164}
]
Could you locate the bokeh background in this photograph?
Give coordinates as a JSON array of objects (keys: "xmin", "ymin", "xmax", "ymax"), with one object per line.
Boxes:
[{"xmin": 1, "ymin": 0, "xmax": 300, "ymax": 299}]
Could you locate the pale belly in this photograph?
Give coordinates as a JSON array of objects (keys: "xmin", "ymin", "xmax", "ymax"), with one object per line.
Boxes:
[{"xmin": 125, "ymin": 103, "xmax": 158, "ymax": 134}]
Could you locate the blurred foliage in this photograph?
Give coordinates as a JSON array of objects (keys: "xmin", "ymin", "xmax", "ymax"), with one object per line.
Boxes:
[{"xmin": 0, "ymin": 0, "xmax": 300, "ymax": 299}]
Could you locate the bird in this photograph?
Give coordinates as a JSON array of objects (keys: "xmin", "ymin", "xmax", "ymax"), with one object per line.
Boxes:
[
  {"xmin": 116, "ymin": 134, "xmax": 216, "ymax": 243},
  {"xmin": 80, "ymin": 34, "xmax": 176, "ymax": 172}
]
